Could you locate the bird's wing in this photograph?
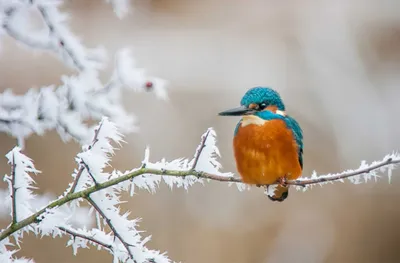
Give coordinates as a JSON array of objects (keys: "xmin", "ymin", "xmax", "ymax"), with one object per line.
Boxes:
[{"xmin": 284, "ymin": 116, "xmax": 304, "ymax": 169}]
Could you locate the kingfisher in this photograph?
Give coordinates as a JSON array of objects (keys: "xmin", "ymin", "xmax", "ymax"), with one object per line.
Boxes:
[{"xmin": 218, "ymin": 87, "xmax": 303, "ymax": 202}]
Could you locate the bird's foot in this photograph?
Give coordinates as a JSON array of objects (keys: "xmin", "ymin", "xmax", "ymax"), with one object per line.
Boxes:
[{"xmin": 277, "ymin": 176, "xmax": 288, "ymax": 186}]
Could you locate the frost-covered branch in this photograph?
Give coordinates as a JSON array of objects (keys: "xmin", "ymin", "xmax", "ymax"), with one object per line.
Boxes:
[
  {"xmin": 1, "ymin": 118, "xmax": 399, "ymax": 251},
  {"xmin": 290, "ymin": 156, "xmax": 400, "ymax": 188},
  {"xmin": 86, "ymin": 197, "xmax": 135, "ymax": 260},
  {"xmin": 57, "ymin": 226, "xmax": 113, "ymax": 251},
  {"xmin": 0, "ymin": 1, "xmax": 167, "ymax": 148},
  {"xmin": 190, "ymin": 128, "xmax": 211, "ymax": 171},
  {"xmin": 2, "ymin": 1, "xmax": 105, "ymax": 71},
  {"xmin": 36, "ymin": 4, "xmax": 87, "ymax": 71},
  {"xmin": 0, "ymin": 116, "xmax": 398, "ymax": 262},
  {"xmin": 0, "ymin": 63, "xmax": 165, "ymax": 148},
  {"xmin": 68, "ymin": 123, "xmax": 104, "ymax": 193},
  {"xmin": 10, "ymin": 153, "xmax": 17, "ymax": 225},
  {"xmin": 0, "ymin": 189, "xmax": 92, "ymax": 228},
  {"xmin": 0, "ymin": 50, "xmax": 166, "ymax": 147},
  {"xmin": 4, "ymin": 147, "xmax": 39, "ymax": 227}
]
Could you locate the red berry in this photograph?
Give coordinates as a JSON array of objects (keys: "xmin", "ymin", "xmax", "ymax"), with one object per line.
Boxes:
[{"xmin": 145, "ymin": 81, "xmax": 153, "ymax": 90}]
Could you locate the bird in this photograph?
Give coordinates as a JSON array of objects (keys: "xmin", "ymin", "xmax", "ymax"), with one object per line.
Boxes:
[{"xmin": 218, "ymin": 87, "xmax": 303, "ymax": 202}]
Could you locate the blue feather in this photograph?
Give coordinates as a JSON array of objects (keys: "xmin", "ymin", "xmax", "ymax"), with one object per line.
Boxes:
[
  {"xmin": 255, "ymin": 110, "xmax": 284, "ymax": 121},
  {"xmin": 284, "ymin": 116, "xmax": 303, "ymax": 168},
  {"xmin": 240, "ymin": 87, "xmax": 285, "ymax": 111}
]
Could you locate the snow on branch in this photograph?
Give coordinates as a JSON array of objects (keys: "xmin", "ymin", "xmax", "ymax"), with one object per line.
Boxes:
[
  {"xmin": 0, "ymin": 188, "xmax": 92, "ymax": 227},
  {"xmin": 3, "ymin": 147, "xmax": 39, "ymax": 226},
  {"xmin": 1, "ymin": 117, "xmax": 399, "ymax": 263},
  {"xmin": 0, "ymin": 1, "xmax": 167, "ymax": 148},
  {"xmin": 2, "ymin": 1, "xmax": 105, "ymax": 71},
  {"xmin": 290, "ymin": 154, "xmax": 400, "ymax": 191},
  {"xmin": 0, "ymin": 50, "xmax": 167, "ymax": 146},
  {"xmin": 66, "ymin": 117, "xmax": 124, "ymax": 195},
  {"xmin": 0, "ymin": 60, "xmax": 166, "ymax": 148}
]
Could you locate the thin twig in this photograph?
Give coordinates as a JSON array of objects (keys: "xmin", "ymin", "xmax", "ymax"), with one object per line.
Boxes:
[
  {"xmin": 89, "ymin": 121, "xmax": 103, "ymax": 150},
  {"xmin": 87, "ymin": 197, "xmax": 136, "ymax": 262},
  {"xmin": 290, "ymin": 157, "xmax": 399, "ymax": 185},
  {"xmin": 56, "ymin": 119, "xmax": 86, "ymax": 143},
  {"xmin": 82, "ymin": 161, "xmax": 98, "ymax": 185},
  {"xmin": 57, "ymin": 226, "xmax": 113, "ymax": 251},
  {"xmin": 11, "ymin": 153, "xmax": 17, "ymax": 225},
  {"xmin": 37, "ymin": 5, "xmax": 85, "ymax": 71},
  {"xmin": 4, "ymin": 24, "xmax": 53, "ymax": 49},
  {"xmin": 191, "ymin": 129, "xmax": 211, "ymax": 170},
  {"xmin": 3, "ymin": 6, "xmax": 53, "ymax": 50},
  {"xmin": 3, "ymin": 4, "xmax": 79, "ymax": 65},
  {"xmin": 68, "ymin": 167, "xmax": 85, "ymax": 195},
  {"xmin": 69, "ymin": 122, "xmax": 103, "ymax": 193},
  {"xmin": 0, "ymin": 118, "xmax": 37, "ymax": 133}
]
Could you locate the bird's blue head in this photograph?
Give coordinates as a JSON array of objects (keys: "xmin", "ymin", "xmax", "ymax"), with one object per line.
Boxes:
[{"xmin": 218, "ymin": 87, "xmax": 285, "ymax": 116}]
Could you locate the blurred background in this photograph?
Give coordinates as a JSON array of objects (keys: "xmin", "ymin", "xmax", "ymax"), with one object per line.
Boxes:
[{"xmin": 1, "ymin": 0, "xmax": 400, "ymax": 262}]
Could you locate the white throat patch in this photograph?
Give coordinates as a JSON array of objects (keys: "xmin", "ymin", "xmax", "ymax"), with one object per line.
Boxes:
[
  {"xmin": 241, "ymin": 115, "xmax": 267, "ymax": 127},
  {"xmin": 276, "ymin": 110, "xmax": 286, "ymax": 116}
]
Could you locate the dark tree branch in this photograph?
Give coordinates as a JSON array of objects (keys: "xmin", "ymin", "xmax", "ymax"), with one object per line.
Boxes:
[
  {"xmin": 0, "ymin": 118, "xmax": 36, "ymax": 133},
  {"xmin": 2, "ymin": 4, "xmax": 83, "ymax": 69},
  {"xmin": 37, "ymin": 5, "xmax": 85, "ymax": 71},
  {"xmin": 82, "ymin": 161, "xmax": 99, "ymax": 185},
  {"xmin": 3, "ymin": 6, "xmax": 53, "ymax": 50},
  {"xmin": 290, "ymin": 157, "xmax": 399, "ymax": 185},
  {"xmin": 10, "ymin": 153, "xmax": 17, "ymax": 225},
  {"xmin": 86, "ymin": 197, "xmax": 136, "ymax": 262},
  {"xmin": 57, "ymin": 226, "xmax": 113, "ymax": 251},
  {"xmin": 191, "ymin": 128, "xmax": 211, "ymax": 170},
  {"xmin": 68, "ymin": 122, "xmax": 103, "ymax": 194}
]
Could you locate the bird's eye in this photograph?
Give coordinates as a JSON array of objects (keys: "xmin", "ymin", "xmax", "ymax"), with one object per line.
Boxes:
[{"xmin": 259, "ymin": 103, "xmax": 267, "ymax": 110}]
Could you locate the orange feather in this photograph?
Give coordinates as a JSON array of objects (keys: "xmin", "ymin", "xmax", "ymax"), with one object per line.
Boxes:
[{"xmin": 233, "ymin": 118, "xmax": 301, "ymax": 185}]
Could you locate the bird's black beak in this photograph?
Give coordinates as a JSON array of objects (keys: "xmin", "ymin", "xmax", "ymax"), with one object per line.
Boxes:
[{"xmin": 218, "ymin": 105, "xmax": 255, "ymax": 116}]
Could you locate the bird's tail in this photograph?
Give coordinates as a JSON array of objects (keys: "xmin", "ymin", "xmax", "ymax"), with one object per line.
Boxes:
[{"xmin": 266, "ymin": 184, "xmax": 289, "ymax": 202}]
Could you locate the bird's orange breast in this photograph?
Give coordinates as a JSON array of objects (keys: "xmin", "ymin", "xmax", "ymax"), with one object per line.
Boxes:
[{"xmin": 233, "ymin": 118, "xmax": 302, "ymax": 185}]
